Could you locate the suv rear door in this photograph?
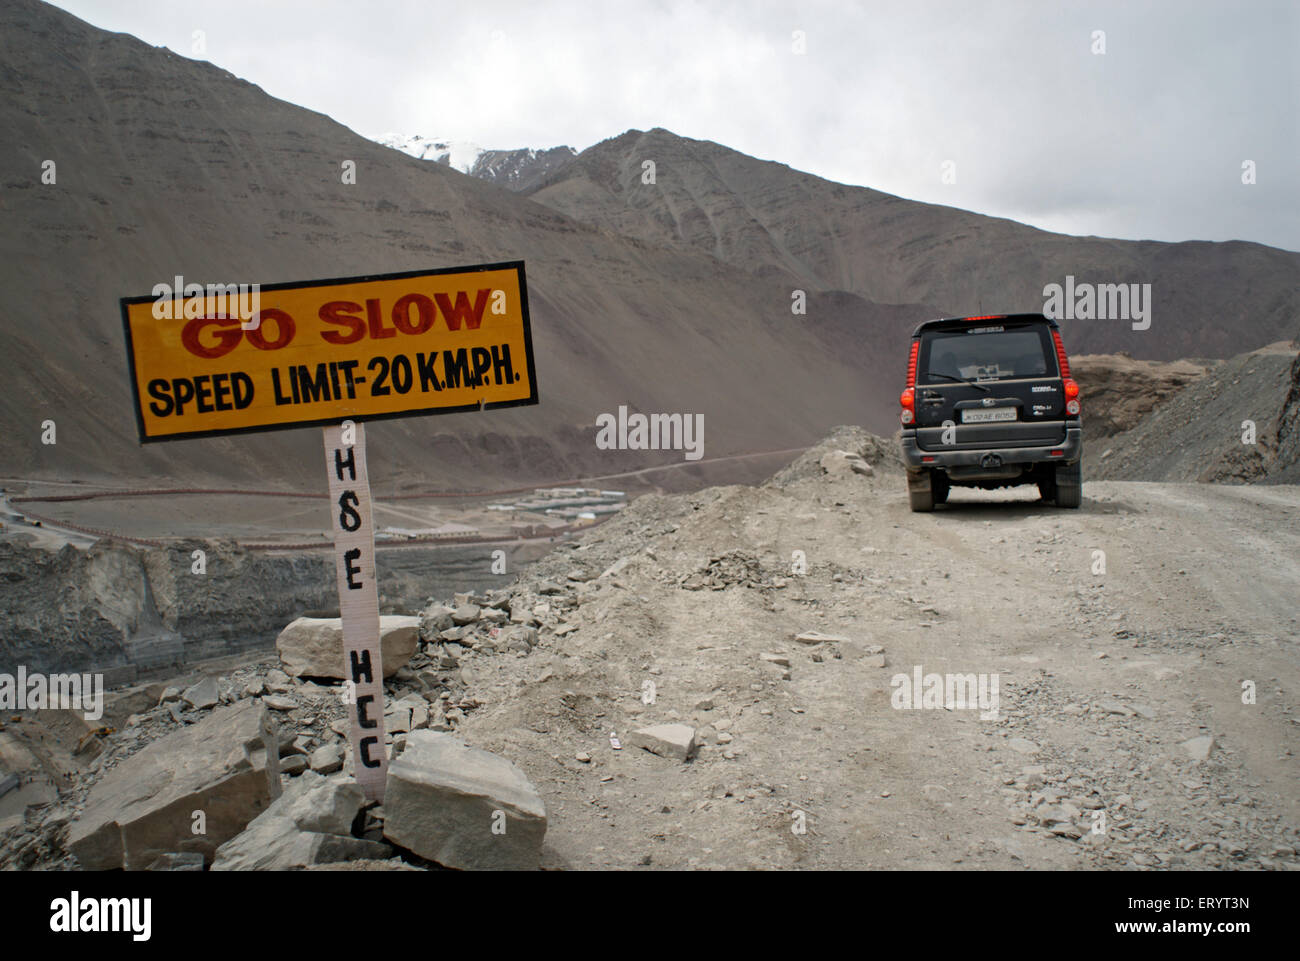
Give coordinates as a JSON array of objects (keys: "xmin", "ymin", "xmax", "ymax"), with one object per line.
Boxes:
[{"xmin": 914, "ymin": 317, "xmax": 1067, "ymax": 451}]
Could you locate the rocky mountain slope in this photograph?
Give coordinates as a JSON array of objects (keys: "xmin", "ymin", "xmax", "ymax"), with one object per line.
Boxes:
[
  {"xmin": 1071, "ymin": 353, "xmax": 1214, "ymax": 440},
  {"xmin": 519, "ymin": 129, "xmax": 1300, "ymax": 360},
  {"xmin": 1093, "ymin": 343, "xmax": 1300, "ymax": 484},
  {"xmin": 0, "ymin": 0, "xmax": 930, "ymax": 488}
]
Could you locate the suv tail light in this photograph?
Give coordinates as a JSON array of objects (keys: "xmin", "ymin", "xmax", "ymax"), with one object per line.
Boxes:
[
  {"xmin": 900, "ymin": 388, "xmax": 915, "ymax": 424},
  {"xmin": 1051, "ymin": 329, "xmax": 1072, "ymax": 377},
  {"xmin": 1053, "ymin": 330, "xmax": 1081, "ymax": 415},
  {"xmin": 900, "ymin": 341, "xmax": 919, "ymax": 424},
  {"xmin": 1064, "ymin": 377, "xmax": 1080, "ymax": 414}
]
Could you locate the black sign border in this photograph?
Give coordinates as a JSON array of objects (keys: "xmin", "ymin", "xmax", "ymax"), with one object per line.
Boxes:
[{"xmin": 121, "ymin": 260, "xmax": 539, "ymax": 444}]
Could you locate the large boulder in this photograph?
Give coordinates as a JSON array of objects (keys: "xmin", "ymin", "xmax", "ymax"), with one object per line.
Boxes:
[
  {"xmin": 68, "ymin": 700, "xmax": 276, "ymax": 870},
  {"xmin": 211, "ymin": 771, "xmax": 388, "ymax": 870},
  {"xmin": 627, "ymin": 724, "xmax": 697, "ymax": 761},
  {"xmin": 275, "ymin": 615, "xmax": 419, "ymax": 679},
  {"xmin": 383, "ymin": 731, "xmax": 546, "ymax": 870}
]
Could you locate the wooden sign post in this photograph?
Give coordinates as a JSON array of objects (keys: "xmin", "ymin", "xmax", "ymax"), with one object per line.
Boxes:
[
  {"xmin": 323, "ymin": 420, "xmax": 386, "ymax": 800},
  {"xmin": 121, "ymin": 262, "xmax": 538, "ymax": 804}
]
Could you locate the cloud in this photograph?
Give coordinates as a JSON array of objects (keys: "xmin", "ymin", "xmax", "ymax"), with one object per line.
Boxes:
[{"xmin": 48, "ymin": 0, "xmax": 1299, "ymax": 250}]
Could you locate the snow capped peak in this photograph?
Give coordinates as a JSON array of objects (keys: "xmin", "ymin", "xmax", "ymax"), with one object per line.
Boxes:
[
  {"xmin": 374, "ymin": 134, "xmax": 579, "ymax": 192},
  {"xmin": 377, "ymin": 134, "xmax": 486, "ymax": 173}
]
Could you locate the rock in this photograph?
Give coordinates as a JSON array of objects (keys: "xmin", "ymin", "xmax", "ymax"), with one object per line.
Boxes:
[
  {"xmin": 304, "ymin": 858, "xmax": 422, "ymax": 871},
  {"xmin": 627, "ymin": 724, "xmax": 697, "ymax": 761},
  {"xmin": 68, "ymin": 700, "xmax": 276, "ymax": 870},
  {"xmin": 695, "ymin": 697, "xmax": 715, "ymax": 711},
  {"xmin": 266, "ymin": 669, "xmax": 292, "ymax": 692},
  {"xmin": 575, "ymin": 751, "xmax": 592, "ymax": 763},
  {"xmin": 275, "ymin": 616, "xmax": 420, "ymax": 679},
  {"xmin": 212, "ymin": 772, "xmax": 386, "ymax": 871},
  {"xmin": 509, "ymin": 604, "xmax": 539, "ymax": 626},
  {"xmin": 145, "ymin": 852, "xmax": 205, "ymax": 871},
  {"xmin": 600, "ymin": 557, "xmax": 631, "ymax": 579},
  {"xmin": 1007, "ymin": 738, "xmax": 1040, "ymax": 755},
  {"xmin": 182, "ymin": 676, "xmax": 219, "ymax": 711},
  {"xmin": 100, "ymin": 683, "xmax": 167, "ymax": 727},
  {"xmin": 760, "ymin": 653, "xmax": 791, "ymax": 667},
  {"xmin": 419, "ymin": 606, "xmax": 455, "ymax": 639},
  {"xmin": 243, "ymin": 679, "xmax": 265, "ymax": 698},
  {"xmin": 310, "ymin": 742, "xmax": 344, "ymax": 774},
  {"xmin": 281, "ymin": 755, "xmax": 309, "ymax": 776},
  {"xmin": 407, "ymin": 700, "xmax": 430, "ymax": 731},
  {"xmin": 1181, "ymin": 735, "xmax": 1215, "ymax": 761},
  {"xmin": 1096, "ymin": 699, "xmax": 1136, "ymax": 716},
  {"xmin": 480, "ymin": 608, "xmax": 509, "ymax": 625},
  {"xmin": 536, "ymin": 580, "xmax": 564, "ymax": 594},
  {"xmin": 501, "ymin": 625, "xmax": 538, "ymax": 652},
  {"xmin": 451, "ymin": 604, "xmax": 481, "ymax": 626},
  {"xmin": 263, "ymin": 696, "xmax": 297, "ymax": 711},
  {"xmin": 383, "ymin": 731, "xmax": 547, "ymax": 870},
  {"xmin": 385, "ymin": 705, "xmax": 411, "ymax": 735},
  {"xmin": 158, "ymin": 686, "xmax": 182, "ymax": 705},
  {"xmin": 215, "ymin": 828, "xmax": 388, "ymax": 871},
  {"xmin": 794, "ymin": 631, "xmax": 850, "ymax": 645},
  {"xmin": 261, "ymin": 770, "xmax": 363, "ymax": 835},
  {"xmin": 820, "ymin": 450, "xmax": 872, "ymax": 475}
]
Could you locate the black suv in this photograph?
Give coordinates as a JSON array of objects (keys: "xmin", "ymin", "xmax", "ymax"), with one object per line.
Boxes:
[{"xmin": 899, "ymin": 313, "xmax": 1082, "ymax": 511}]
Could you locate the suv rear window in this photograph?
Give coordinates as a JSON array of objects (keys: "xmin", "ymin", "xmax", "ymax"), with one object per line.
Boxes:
[{"xmin": 920, "ymin": 325, "xmax": 1056, "ymax": 383}]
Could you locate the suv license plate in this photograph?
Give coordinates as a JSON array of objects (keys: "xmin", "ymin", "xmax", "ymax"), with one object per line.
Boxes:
[{"xmin": 962, "ymin": 408, "xmax": 1017, "ymax": 423}]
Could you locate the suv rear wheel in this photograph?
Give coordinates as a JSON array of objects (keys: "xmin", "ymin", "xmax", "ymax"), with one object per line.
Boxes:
[
  {"xmin": 931, "ymin": 471, "xmax": 950, "ymax": 504},
  {"xmin": 1054, "ymin": 459, "xmax": 1082, "ymax": 509},
  {"xmin": 907, "ymin": 470, "xmax": 935, "ymax": 512},
  {"xmin": 1037, "ymin": 472, "xmax": 1055, "ymax": 503}
]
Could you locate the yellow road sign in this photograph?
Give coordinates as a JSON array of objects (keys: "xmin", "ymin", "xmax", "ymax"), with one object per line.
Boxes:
[{"xmin": 121, "ymin": 261, "xmax": 537, "ymax": 442}]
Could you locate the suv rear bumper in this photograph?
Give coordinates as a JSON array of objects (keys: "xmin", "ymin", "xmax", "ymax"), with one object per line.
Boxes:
[{"xmin": 900, "ymin": 425, "xmax": 1082, "ymax": 473}]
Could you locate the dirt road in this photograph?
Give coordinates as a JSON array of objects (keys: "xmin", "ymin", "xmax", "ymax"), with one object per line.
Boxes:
[
  {"xmin": 450, "ymin": 431, "xmax": 1299, "ymax": 869},
  {"xmin": 6, "ymin": 430, "xmax": 1296, "ymax": 871}
]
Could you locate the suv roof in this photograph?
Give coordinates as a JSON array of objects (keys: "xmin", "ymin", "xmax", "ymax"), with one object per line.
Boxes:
[{"xmin": 910, "ymin": 312, "xmax": 1059, "ymax": 338}]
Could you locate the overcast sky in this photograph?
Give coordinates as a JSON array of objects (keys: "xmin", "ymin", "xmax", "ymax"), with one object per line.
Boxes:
[{"xmin": 52, "ymin": 0, "xmax": 1299, "ymax": 251}]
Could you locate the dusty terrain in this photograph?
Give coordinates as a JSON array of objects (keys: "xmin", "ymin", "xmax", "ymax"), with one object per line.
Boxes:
[
  {"xmin": 1071, "ymin": 352, "xmax": 1214, "ymax": 442},
  {"xmin": 454, "ymin": 430, "xmax": 1299, "ymax": 869},
  {"xmin": 1094, "ymin": 344, "xmax": 1300, "ymax": 484},
  {"xmin": 6, "ymin": 429, "xmax": 1296, "ymax": 870}
]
